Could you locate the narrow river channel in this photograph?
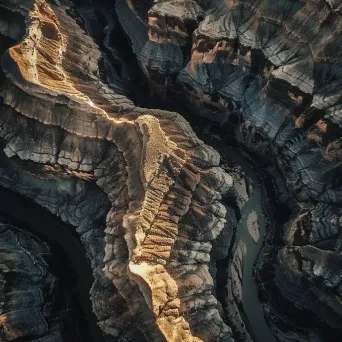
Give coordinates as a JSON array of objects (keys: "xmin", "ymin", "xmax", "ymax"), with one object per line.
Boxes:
[{"xmin": 201, "ymin": 136, "xmax": 277, "ymax": 342}]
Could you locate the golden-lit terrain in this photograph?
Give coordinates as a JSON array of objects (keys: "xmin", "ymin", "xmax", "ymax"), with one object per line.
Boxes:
[{"xmin": 1, "ymin": 0, "xmax": 233, "ymax": 340}]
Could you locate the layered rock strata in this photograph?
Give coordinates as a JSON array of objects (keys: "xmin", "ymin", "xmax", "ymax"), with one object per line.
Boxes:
[
  {"xmin": 0, "ymin": 0, "xmax": 240, "ymax": 341},
  {"xmin": 2, "ymin": 0, "xmax": 342, "ymax": 340},
  {"xmin": 0, "ymin": 221, "xmax": 62, "ymax": 341},
  {"xmin": 116, "ymin": 0, "xmax": 342, "ymax": 339}
]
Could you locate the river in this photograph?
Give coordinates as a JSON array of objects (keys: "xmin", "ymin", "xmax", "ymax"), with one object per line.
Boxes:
[{"xmin": 201, "ymin": 135, "xmax": 277, "ymax": 342}]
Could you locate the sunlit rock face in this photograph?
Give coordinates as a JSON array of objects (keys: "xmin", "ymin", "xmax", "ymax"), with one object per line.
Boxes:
[
  {"xmin": 1, "ymin": 0, "xmax": 342, "ymax": 341},
  {"xmin": 0, "ymin": 0, "xmax": 240, "ymax": 341},
  {"xmin": 116, "ymin": 0, "xmax": 342, "ymax": 339}
]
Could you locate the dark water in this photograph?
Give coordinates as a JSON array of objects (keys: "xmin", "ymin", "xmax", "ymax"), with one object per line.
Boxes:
[
  {"xmin": 51, "ymin": 5, "xmax": 276, "ymax": 339},
  {"xmin": 200, "ymin": 137, "xmax": 276, "ymax": 342},
  {"xmin": 230, "ymin": 152, "xmax": 276, "ymax": 342}
]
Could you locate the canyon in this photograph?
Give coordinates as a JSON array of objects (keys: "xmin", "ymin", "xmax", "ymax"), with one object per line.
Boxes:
[{"xmin": 0, "ymin": 0, "xmax": 341, "ymax": 341}]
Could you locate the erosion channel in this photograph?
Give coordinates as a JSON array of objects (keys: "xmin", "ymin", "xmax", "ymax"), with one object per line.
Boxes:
[
  {"xmin": 213, "ymin": 140, "xmax": 275, "ymax": 342},
  {"xmin": 1, "ymin": 0, "xmax": 342, "ymax": 341}
]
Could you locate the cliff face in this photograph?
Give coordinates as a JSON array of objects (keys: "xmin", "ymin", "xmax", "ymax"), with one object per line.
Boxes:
[
  {"xmin": 0, "ymin": 0, "xmax": 342, "ymax": 341},
  {"xmin": 116, "ymin": 0, "xmax": 342, "ymax": 339},
  {"xmin": 0, "ymin": 221, "xmax": 63, "ymax": 341},
  {"xmin": 0, "ymin": 0, "xmax": 238, "ymax": 341}
]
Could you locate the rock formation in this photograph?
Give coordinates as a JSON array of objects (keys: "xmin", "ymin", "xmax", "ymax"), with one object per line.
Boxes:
[
  {"xmin": 0, "ymin": 0, "xmax": 342, "ymax": 341},
  {"xmin": 0, "ymin": 0, "xmax": 237, "ymax": 341},
  {"xmin": 116, "ymin": 0, "xmax": 342, "ymax": 340},
  {"xmin": 0, "ymin": 221, "xmax": 63, "ymax": 341}
]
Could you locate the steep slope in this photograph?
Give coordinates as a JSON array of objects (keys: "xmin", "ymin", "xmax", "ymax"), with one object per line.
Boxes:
[
  {"xmin": 0, "ymin": 0, "xmax": 239, "ymax": 341},
  {"xmin": 116, "ymin": 0, "xmax": 342, "ymax": 340}
]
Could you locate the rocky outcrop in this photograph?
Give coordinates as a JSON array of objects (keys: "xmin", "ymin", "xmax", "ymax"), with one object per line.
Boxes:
[
  {"xmin": 117, "ymin": 0, "xmax": 342, "ymax": 340},
  {"xmin": 0, "ymin": 221, "xmax": 62, "ymax": 341},
  {"xmin": 1, "ymin": 0, "xmax": 342, "ymax": 341},
  {"xmin": 0, "ymin": 0, "xmax": 240, "ymax": 341}
]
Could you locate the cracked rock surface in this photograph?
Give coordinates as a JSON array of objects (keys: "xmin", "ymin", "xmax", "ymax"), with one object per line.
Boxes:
[
  {"xmin": 113, "ymin": 0, "xmax": 342, "ymax": 340},
  {"xmin": 0, "ymin": 0, "xmax": 342, "ymax": 341},
  {"xmin": 0, "ymin": 0, "xmax": 238, "ymax": 341}
]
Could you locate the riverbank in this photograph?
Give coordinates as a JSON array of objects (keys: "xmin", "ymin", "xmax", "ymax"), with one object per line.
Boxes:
[{"xmin": 200, "ymin": 135, "xmax": 277, "ymax": 342}]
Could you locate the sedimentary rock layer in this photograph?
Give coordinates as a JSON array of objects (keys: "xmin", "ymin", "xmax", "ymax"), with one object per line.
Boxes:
[
  {"xmin": 0, "ymin": 221, "xmax": 62, "ymax": 341},
  {"xmin": 0, "ymin": 0, "xmax": 239, "ymax": 341},
  {"xmin": 116, "ymin": 0, "xmax": 342, "ymax": 339},
  {"xmin": 1, "ymin": 0, "xmax": 342, "ymax": 340}
]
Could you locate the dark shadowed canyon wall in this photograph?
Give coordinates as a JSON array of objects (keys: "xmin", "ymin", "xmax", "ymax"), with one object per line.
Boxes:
[{"xmin": 0, "ymin": 1, "xmax": 342, "ymax": 342}]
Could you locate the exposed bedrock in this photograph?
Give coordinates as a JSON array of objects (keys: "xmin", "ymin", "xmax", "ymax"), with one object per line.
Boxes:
[
  {"xmin": 0, "ymin": 215, "xmax": 102, "ymax": 341},
  {"xmin": 1, "ymin": 0, "xmax": 342, "ymax": 341},
  {"xmin": 0, "ymin": 0, "xmax": 244, "ymax": 341},
  {"xmin": 116, "ymin": 0, "xmax": 342, "ymax": 339},
  {"xmin": 0, "ymin": 222, "xmax": 63, "ymax": 341}
]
